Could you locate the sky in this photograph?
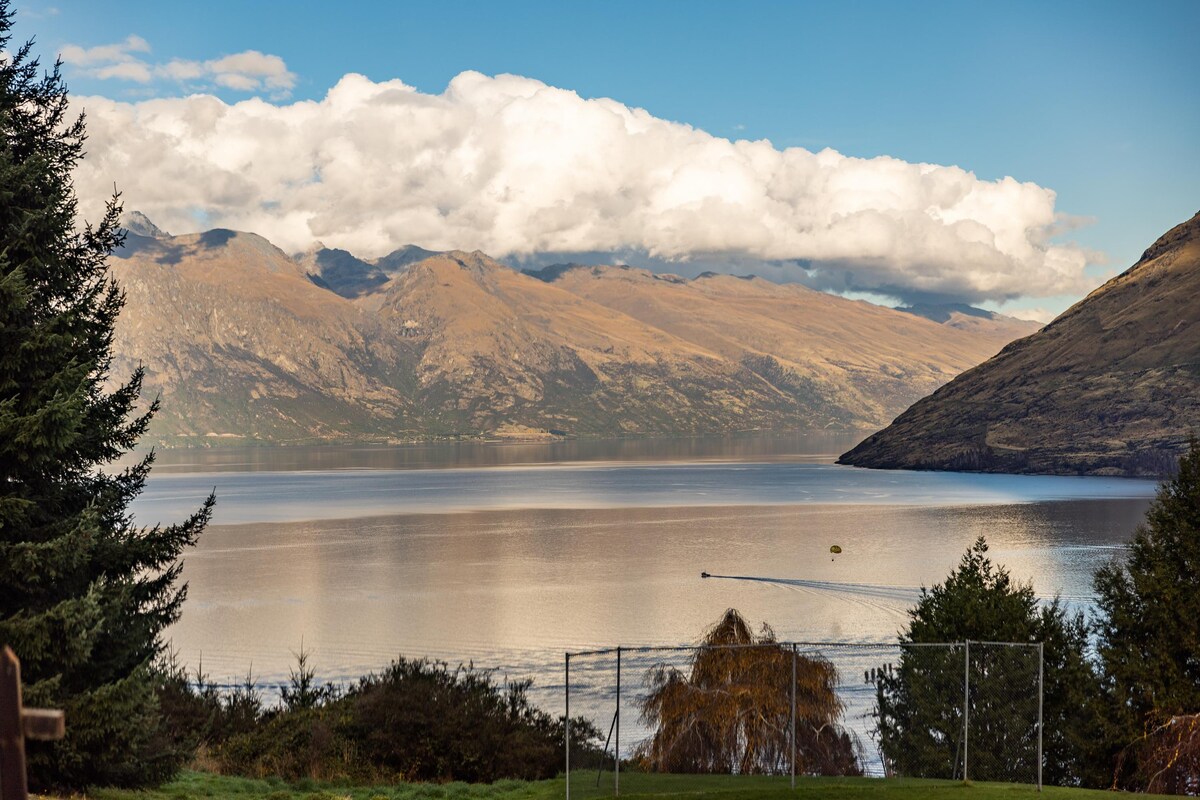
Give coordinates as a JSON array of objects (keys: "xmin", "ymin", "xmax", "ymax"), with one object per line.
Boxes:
[{"xmin": 14, "ymin": 0, "xmax": 1200, "ymax": 320}]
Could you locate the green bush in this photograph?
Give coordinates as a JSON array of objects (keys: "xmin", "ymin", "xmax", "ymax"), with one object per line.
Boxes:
[
  {"xmin": 343, "ymin": 660, "xmax": 563, "ymax": 782},
  {"xmin": 162, "ymin": 656, "xmax": 601, "ymax": 783}
]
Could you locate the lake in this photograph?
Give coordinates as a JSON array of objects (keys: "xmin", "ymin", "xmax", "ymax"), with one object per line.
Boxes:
[{"xmin": 132, "ymin": 433, "xmax": 1157, "ymax": 725}]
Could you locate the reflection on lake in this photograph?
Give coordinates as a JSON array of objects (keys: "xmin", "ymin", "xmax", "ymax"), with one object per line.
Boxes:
[
  {"xmin": 135, "ymin": 436, "xmax": 1156, "ymax": 712},
  {"xmin": 138, "ymin": 431, "xmax": 865, "ymax": 474}
]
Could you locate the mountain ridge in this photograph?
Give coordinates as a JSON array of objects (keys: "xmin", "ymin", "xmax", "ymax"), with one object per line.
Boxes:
[{"xmin": 107, "ymin": 215, "xmax": 1043, "ymax": 446}]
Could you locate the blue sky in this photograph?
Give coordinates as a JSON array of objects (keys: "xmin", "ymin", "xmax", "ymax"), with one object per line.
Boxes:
[{"xmin": 16, "ymin": 0, "xmax": 1200, "ymax": 317}]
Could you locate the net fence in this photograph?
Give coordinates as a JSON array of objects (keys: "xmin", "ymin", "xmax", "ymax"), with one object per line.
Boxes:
[{"xmin": 565, "ymin": 640, "xmax": 1042, "ymax": 797}]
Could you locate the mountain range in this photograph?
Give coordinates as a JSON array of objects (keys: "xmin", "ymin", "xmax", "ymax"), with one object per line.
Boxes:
[
  {"xmin": 840, "ymin": 211, "xmax": 1200, "ymax": 476},
  {"xmin": 109, "ymin": 215, "xmax": 1039, "ymax": 446}
]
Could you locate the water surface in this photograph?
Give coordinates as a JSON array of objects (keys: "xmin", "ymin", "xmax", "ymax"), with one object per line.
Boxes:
[{"xmin": 134, "ymin": 435, "xmax": 1156, "ymax": 700}]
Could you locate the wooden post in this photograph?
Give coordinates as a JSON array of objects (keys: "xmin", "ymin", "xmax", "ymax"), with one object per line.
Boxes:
[
  {"xmin": 0, "ymin": 647, "xmax": 27, "ymax": 800},
  {"xmin": 1, "ymin": 647, "xmax": 66, "ymax": 800}
]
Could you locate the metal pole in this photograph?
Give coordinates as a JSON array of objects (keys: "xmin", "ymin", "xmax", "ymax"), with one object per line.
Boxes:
[
  {"xmin": 615, "ymin": 647, "xmax": 621, "ymax": 797},
  {"xmin": 791, "ymin": 643, "xmax": 797, "ymax": 789},
  {"xmin": 565, "ymin": 653, "xmax": 571, "ymax": 800},
  {"xmin": 596, "ymin": 711, "xmax": 618, "ymax": 787},
  {"xmin": 963, "ymin": 640, "xmax": 970, "ymax": 783},
  {"xmin": 1037, "ymin": 642, "xmax": 1044, "ymax": 792}
]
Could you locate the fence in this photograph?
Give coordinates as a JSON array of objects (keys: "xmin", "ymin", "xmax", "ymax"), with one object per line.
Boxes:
[{"xmin": 564, "ymin": 640, "xmax": 1043, "ymax": 797}]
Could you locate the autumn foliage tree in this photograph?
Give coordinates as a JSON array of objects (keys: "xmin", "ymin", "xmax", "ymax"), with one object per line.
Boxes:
[{"xmin": 635, "ymin": 609, "xmax": 860, "ymax": 776}]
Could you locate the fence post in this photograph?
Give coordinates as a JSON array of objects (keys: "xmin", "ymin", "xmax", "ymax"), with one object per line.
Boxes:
[
  {"xmin": 1038, "ymin": 642, "xmax": 1044, "ymax": 792},
  {"xmin": 615, "ymin": 647, "xmax": 620, "ymax": 798},
  {"xmin": 1, "ymin": 647, "xmax": 27, "ymax": 800},
  {"xmin": 963, "ymin": 640, "xmax": 970, "ymax": 783},
  {"xmin": 565, "ymin": 652, "xmax": 570, "ymax": 800},
  {"xmin": 790, "ymin": 643, "xmax": 797, "ymax": 790},
  {"xmin": 1, "ymin": 647, "xmax": 65, "ymax": 800}
]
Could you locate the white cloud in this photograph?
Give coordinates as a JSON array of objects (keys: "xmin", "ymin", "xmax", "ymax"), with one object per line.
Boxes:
[
  {"xmin": 160, "ymin": 59, "xmax": 205, "ymax": 81},
  {"xmin": 213, "ymin": 72, "xmax": 259, "ymax": 91},
  {"xmin": 72, "ymin": 71, "xmax": 1096, "ymax": 303},
  {"xmin": 61, "ymin": 36, "xmax": 295, "ymax": 97},
  {"xmin": 1004, "ymin": 307, "xmax": 1054, "ymax": 324},
  {"xmin": 60, "ymin": 35, "xmax": 149, "ymax": 67},
  {"xmin": 207, "ymin": 51, "xmax": 293, "ymax": 91},
  {"xmin": 94, "ymin": 60, "xmax": 153, "ymax": 83},
  {"xmin": 17, "ymin": 5, "xmax": 60, "ymax": 20}
]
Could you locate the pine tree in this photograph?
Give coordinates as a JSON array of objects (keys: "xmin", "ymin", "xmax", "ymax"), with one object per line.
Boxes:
[
  {"xmin": 876, "ymin": 537, "xmax": 1104, "ymax": 786},
  {"xmin": 1093, "ymin": 437, "xmax": 1200, "ymax": 787},
  {"xmin": 0, "ymin": 4, "xmax": 212, "ymax": 788}
]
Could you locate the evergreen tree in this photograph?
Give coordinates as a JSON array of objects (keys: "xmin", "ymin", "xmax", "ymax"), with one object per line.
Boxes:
[
  {"xmin": 0, "ymin": 4, "xmax": 212, "ymax": 788},
  {"xmin": 1093, "ymin": 437, "xmax": 1200, "ymax": 787},
  {"xmin": 876, "ymin": 537, "xmax": 1104, "ymax": 786}
]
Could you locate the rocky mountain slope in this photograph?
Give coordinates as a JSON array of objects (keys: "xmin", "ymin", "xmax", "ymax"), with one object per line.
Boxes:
[
  {"xmin": 839, "ymin": 212, "xmax": 1200, "ymax": 476},
  {"xmin": 110, "ymin": 216, "xmax": 1040, "ymax": 446},
  {"xmin": 295, "ymin": 243, "xmax": 440, "ymax": 298}
]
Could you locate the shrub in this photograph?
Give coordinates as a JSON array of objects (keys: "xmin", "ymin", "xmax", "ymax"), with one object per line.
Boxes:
[
  {"xmin": 343, "ymin": 660, "xmax": 569, "ymax": 782},
  {"xmin": 160, "ymin": 653, "xmax": 601, "ymax": 783}
]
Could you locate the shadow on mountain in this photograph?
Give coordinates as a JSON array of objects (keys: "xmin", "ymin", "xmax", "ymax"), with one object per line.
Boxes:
[{"xmin": 199, "ymin": 229, "xmax": 237, "ymax": 249}]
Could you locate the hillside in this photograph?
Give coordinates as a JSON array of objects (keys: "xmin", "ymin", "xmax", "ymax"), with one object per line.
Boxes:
[
  {"xmin": 110, "ymin": 230, "xmax": 418, "ymax": 443},
  {"xmin": 533, "ymin": 264, "xmax": 1037, "ymax": 426},
  {"xmin": 109, "ymin": 219, "xmax": 1040, "ymax": 446},
  {"xmin": 839, "ymin": 211, "xmax": 1200, "ymax": 476}
]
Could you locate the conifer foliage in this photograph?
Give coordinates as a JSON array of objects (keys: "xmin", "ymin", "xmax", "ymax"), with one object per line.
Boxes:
[
  {"xmin": 1094, "ymin": 437, "xmax": 1200, "ymax": 788},
  {"xmin": 876, "ymin": 537, "xmax": 1103, "ymax": 786},
  {"xmin": 0, "ymin": 3, "xmax": 212, "ymax": 788}
]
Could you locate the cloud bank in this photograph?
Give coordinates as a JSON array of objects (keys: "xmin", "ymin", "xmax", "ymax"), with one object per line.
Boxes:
[{"xmin": 72, "ymin": 71, "xmax": 1093, "ymax": 304}]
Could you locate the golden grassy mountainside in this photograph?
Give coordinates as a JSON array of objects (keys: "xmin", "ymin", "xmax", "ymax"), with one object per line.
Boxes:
[
  {"xmin": 539, "ymin": 264, "xmax": 1036, "ymax": 427},
  {"xmin": 840, "ymin": 211, "xmax": 1200, "ymax": 475},
  {"xmin": 109, "ymin": 226, "xmax": 1039, "ymax": 445}
]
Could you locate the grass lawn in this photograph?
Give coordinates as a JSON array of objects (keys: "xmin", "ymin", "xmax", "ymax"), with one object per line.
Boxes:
[{"xmin": 60, "ymin": 770, "xmax": 1173, "ymax": 800}]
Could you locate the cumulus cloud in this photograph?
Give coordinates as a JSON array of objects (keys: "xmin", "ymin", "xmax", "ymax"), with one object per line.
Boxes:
[
  {"xmin": 206, "ymin": 51, "xmax": 294, "ymax": 92},
  {"xmin": 71, "ymin": 71, "xmax": 1094, "ymax": 303},
  {"xmin": 61, "ymin": 35, "xmax": 295, "ymax": 97}
]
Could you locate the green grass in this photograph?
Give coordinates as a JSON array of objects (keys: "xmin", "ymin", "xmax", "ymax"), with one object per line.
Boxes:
[
  {"xmin": 66, "ymin": 770, "xmax": 1174, "ymax": 800},
  {"xmin": 81, "ymin": 772, "xmax": 549, "ymax": 800}
]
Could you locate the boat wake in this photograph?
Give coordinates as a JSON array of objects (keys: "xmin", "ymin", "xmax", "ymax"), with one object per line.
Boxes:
[
  {"xmin": 700, "ymin": 572, "xmax": 920, "ymax": 620},
  {"xmin": 701, "ymin": 572, "xmax": 1096, "ymax": 612}
]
